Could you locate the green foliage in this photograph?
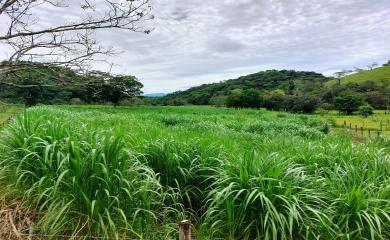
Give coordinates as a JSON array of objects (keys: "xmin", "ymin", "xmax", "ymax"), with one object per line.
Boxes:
[
  {"xmin": 0, "ymin": 63, "xmax": 143, "ymax": 107},
  {"xmin": 226, "ymin": 89, "xmax": 262, "ymax": 108},
  {"xmin": 157, "ymin": 70, "xmax": 329, "ymax": 107},
  {"xmin": 327, "ymin": 66, "xmax": 390, "ymax": 88},
  {"xmin": 284, "ymin": 95, "xmax": 320, "ymax": 113},
  {"xmin": 240, "ymin": 89, "xmax": 262, "ymax": 108},
  {"xmin": 1, "ymin": 105, "xmax": 388, "ymax": 239},
  {"xmin": 358, "ymin": 104, "xmax": 374, "ymax": 117},
  {"xmin": 262, "ymin": 89, "xmax": 286, "ymax": 110},
  {"xmin": 333, "ymin": 95, "xmax": 364, "ymax": 115},
  {"xmin": 153, "ymin": 67, "xmax": 389, "ymax": 112},
  {"xmin": 102, "ymin": 75, "xmax": 143, "ymax": 107},
  {"xmin": 226, "ymin": 89, "xmax": 243, "ymax": 108}
]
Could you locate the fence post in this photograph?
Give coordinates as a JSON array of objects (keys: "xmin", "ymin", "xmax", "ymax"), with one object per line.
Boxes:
[
  {"xmin": 349, "ymin": 123, "xmax": 352, "ymax": 129},
  {"xmin": 343, "ymin": 120, "xmax": 346, "ymax": 128},
  {"xmin": 377, "ymin": 131, "xmax": 380, "ymax": 138},
  {"xmin": 179, "ymin": 220, "xmax": 191, "ymax": 240},
  {"xmin": 361, "ymin": 126, "xmax": 363, "ymax": 136},
  {"xmin": 368, "ymin": 129, "xmax": 371, "ymax": 137}
]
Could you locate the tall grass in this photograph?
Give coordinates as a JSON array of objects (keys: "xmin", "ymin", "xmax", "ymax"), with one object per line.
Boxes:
[
  {"xmin": 0, "ymin": 112, "xmax": 182, "ymax": 238},
  {"xmin": 0, "ymin": 105, "xmax": 388, "ymax": 239}
]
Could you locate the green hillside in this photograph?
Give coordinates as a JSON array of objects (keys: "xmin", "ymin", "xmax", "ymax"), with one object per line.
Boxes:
[
  {"xmin": 158, "ymin": 70, "xmax": 330, "ymax": 105},
  {"xmin": 327, "ymin": 66, "xmax": 390, "ymax": 87}
]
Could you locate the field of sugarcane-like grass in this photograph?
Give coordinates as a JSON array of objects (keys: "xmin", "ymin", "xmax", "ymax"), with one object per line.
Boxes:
[{"xmin": 0, "ymin": 105, "xmax": 389, "ymax": 239}]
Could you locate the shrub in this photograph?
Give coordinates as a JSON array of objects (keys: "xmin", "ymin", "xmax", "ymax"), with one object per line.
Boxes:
[
  {"xmin": 0, "ymin": 112, "xmax": 180, "ymax": 237},
  {"xmin": 70, "ymin": 98, "xmax": 83, "ymax": 105},
  {"xmin": 284, "ymin": 95, "xmax": 320, "ymax": 113},
  {"xmin": 119, "ymin": 97, "xmax": 144, "ymax": 106},
  {"xmin": 321, "ymin": 102, "xmax": 335, "ymax": 110},
  {"xmin": 333, "ymin": 95, "xmax": 363, "ymax": 115},
  {"xmin": 262, "ymin": 89, "xmax": 286, "ymax": 110},
  {"xmin": 358, "ymin": 104, "xmax": 374, "ymax": 117}
]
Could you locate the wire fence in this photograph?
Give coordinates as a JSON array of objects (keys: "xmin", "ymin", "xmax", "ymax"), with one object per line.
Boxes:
[{"xmin": 340, "ymin": 119, "xmax": 390, "ymax": 137}]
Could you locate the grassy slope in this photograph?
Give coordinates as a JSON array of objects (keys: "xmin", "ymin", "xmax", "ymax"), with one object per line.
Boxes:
[{"xmin": 326, "ymin": 66, "xmax": 390, "ymax": 87}]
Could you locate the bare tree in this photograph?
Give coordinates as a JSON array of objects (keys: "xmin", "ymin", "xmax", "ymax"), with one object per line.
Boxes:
[
  {"xmin": 353, "ymin": 67, "xmax": 365, "ymax": 73},
  {"xmin": 333, "ymin": 69, "xmax": 353, "ymax": 85},
  {"xmin": 0, "ymin": 0, "xmax": 153, "ymax": 78},
  {"xmin": 367, "ymin": 62, "xmax": 378, "ymax": 70}
]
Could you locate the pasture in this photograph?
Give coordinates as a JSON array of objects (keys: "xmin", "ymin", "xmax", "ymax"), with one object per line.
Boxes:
[
  {"xmin": 318, "ymin": 110, "xmax": 390, "ymax": 137},
  {"xmin": 0, "ymin": 105, "xmax": 389, "ymax": 239}
]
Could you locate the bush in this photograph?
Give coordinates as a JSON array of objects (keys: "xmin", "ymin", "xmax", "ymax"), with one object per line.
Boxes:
[
  {"xmin": 119, "ymin": 97, "xmax": 144, "ymax": 106},
  {"xmin": 319, "ymin": 122, "xmax": 330, "ymax": 134},
  {"xmin": 321, "ymin": 102, "xmax": 334, "ymax": 110},
  {"xmin": 70, "ymin": 98, "xmax": 83, "ymax": 105},
  {"xmin": 262, "ymin": 89, "xmax": 286, "ymax": 110},
  {"xmin": 333, "ymin": 95, "xmax": 363, "ymax": 115},
  {"xmin": 358, "ymin": 105, "xmax": 374, "ymax": 117},
  {"xmin": 284, "ymin": 95, "xmax": 320, "ymax": 113}
]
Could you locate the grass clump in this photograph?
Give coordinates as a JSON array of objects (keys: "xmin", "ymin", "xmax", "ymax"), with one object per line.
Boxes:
[
  {"xmin": 0, "ymin": 105, "xmax": 388, "ymax": 239},
  {"xmin": 0, "ymin": 112, "xmax": 181, "ymax": 238}
]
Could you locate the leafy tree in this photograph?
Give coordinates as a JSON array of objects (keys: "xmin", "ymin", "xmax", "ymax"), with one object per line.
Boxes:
[
  {"xmin": 333, "ymin": 95, "xmax": 363, "ymax": 115},
  {"xmin": 362, "ymin": 91, "xmax": 389, "ymax": 109},
  {"xmin": 320, "ymin": 102, "xmax": 335, "ymax": 110},
  {"xmin": 226, "ymin": 89, "xmax": 243, "ymax": 108},
  {"xmin": 262, "ymin": 89, "xmax": 286, "ymax": 110},
  {"xmin": 17, "ymin": 78, "xmax": 44, "ymax": 107},
  {"xmin": 102, "ymin": 75, "xmax": 143, "ymax": 107},
  {"xmin": 188, "ymin": 92, "xmax": 211, "ymax": 105},
  {"xmin": 241, "ymin": 89, "xmax": 261, "ymax": 108},
  {"xmin": 161, "ymin": 70, "xmax": 330, "ymax": 106},
  {"xmin": 209, "ymin": 95, "xmax": 227, "ymax": 107},
  {"xmin": 0, "ymin": 63, "xmax": 144, "ymax": 107},
  {"xmin": 358, "ymin": 105, "xmax": 374, "ymax": 117},
  {"xmin": 284, "ymin": 95, "xmax": 320, "ymax": 113}
]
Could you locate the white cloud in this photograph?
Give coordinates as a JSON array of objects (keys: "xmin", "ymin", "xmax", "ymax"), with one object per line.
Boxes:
[{"xmin": 1, "ymin": 0, "xmax": 390, "ymax": 93}]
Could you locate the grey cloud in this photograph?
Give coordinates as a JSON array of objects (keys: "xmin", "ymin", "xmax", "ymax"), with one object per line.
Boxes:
[
  {"xmin": 1, "ymin": 0, "xmax": 389, "ymax": 93},
  {"xmin": 206, "ymin": 35, "xmax": 247, "ymax": 53}
]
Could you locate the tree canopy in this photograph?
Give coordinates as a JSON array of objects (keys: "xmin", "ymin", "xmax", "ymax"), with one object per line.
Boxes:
[{"xmin": 0, "ymin": 62, "xmax": 143, "ymax": 106}]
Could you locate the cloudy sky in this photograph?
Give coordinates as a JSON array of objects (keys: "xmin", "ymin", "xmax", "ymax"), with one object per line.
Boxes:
[{"xmin": 1, "ymin": 0, "xmax": 390, "ymax": 93}]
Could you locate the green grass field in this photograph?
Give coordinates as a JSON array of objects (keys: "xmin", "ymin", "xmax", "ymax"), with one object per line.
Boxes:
[
  {"xmin": 0, "ymin": 102, "xmax": 22, "ymax": 125},
  {"xmin": 326, "ymin": 66, "xmax": 390, "ymax": 87},
  {"xmin": 0, "ymin": 105, "xmax": 389, "ymax": 239},
  {"xmin": 317, "ymin": 110, "xmax": 390, "ymax": 137}
]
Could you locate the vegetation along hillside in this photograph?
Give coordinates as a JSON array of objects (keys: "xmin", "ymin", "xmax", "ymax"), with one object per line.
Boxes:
[
  {"xmin": 155, "ymin": 70, "xmax": 330, "ymax": 106},
  {"xmin": 327, "ymin": 66, "xmax": 390, "ymax": 87},
  {"xmin": 153, "ymin": 65, "xmax": 389, "ymax": 114}
]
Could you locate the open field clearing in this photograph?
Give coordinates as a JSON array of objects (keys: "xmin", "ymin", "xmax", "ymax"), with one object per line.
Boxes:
[
  {"xmin": 0, "ymin": 105, "xmax": 389, "ymax": 239},
  {"xmin": 318, "ymin": 110, "xmax": 390, "ymax": 137},
  {"xmin": 0, "ymin": 102, "xmax": 22, "ymax": 126}
]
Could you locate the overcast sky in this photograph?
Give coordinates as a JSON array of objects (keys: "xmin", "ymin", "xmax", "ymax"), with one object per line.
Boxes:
[{"xmin": 1, "ymin": 0, "xmax": 390, "ymax": 93}]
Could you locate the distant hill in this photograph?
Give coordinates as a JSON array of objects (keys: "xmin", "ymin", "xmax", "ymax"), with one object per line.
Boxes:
[
  {"xmin": 144, "ymin": 93, "xmax": 167, "ymax": 98},
  {"xmin": 160, "ymin": 70, "xmax": 330, "ymax": 105},
  {"xmin": 326, "ymin": 66, "xmax": 390, "ymax": 87}
]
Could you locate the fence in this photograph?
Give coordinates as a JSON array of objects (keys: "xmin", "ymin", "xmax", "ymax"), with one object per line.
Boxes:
[
  {"xmin": 342, "ymin": 120, "xmax": 389, "ymax": 138},
  {"xmin": 0, "ymin": 114, "xmax": 15, "ymax": 127}
]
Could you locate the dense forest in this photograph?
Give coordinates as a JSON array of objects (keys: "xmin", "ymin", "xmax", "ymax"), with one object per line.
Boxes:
[
  {"xmin": 1, "ymin": 61, "xmax": 389, "ymax": 114},
  {"xmin": 0, "ymin": 62, "xmax": 143, "ymax": 107},
  {"xmin": 152, "ymin": 64, "xmax": 390, "ymax": 114}
]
